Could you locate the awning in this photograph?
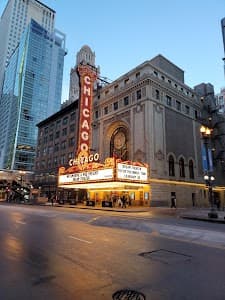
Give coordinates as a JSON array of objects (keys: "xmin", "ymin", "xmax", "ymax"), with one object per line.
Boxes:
[{"xmin": 58, "ymin": 181, "xmax": 149, "ymax": 191}]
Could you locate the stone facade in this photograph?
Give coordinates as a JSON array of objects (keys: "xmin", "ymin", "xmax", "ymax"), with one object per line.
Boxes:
[{"xmin": 92, "ymin": 55, "xmax": 225, "ymax": 207}]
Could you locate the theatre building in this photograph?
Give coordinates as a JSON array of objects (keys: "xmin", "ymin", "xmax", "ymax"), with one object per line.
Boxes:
[
  {"xmin": 89, "ymin": 54, "xmax": 205, "ymax": 207},
  {"xmin": 35, "ymin": 52, "xmax": 225, "ymax": 207}
]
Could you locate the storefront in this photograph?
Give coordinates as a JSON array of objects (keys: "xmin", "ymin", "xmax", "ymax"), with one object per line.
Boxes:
[{"xmin": 58, "ymin": 155, "xmax": 150, "ymax": 206}]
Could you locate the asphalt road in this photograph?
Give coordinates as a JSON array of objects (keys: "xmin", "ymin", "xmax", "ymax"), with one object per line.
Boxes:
[{"xmin": 0, "ymin": 204, "xmax": 225, "ymax": 300}]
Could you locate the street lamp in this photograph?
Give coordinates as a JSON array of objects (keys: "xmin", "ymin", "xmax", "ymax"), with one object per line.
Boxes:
[{"xmin": 200, "ymin": 125, "xmax": 218, "ymax": 219}]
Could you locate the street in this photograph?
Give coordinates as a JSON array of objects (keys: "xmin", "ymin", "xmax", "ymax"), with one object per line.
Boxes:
[{"xmin": 0, "ymin": 204, "xmax": 225, "ymax": 300}]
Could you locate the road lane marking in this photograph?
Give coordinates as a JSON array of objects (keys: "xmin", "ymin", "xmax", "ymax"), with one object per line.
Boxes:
[
  {"xmin": 68, "ymin": 235, "xmax": 92, "ymax": 244},
  {"xmin": 16, "ymin": 220, "xmax": 26, "ymax": 225},
  {"xmin": 87, "ymin": 216, "xmax": 101, "ymax": 223}
]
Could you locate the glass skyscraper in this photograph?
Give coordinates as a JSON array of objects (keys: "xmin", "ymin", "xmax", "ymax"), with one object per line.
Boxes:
[
  {"xmin": 0, "ymin": 19, "xmax": 66, "ymax": 171},
  {"xmin": 0, "ymin": 0, "xmax": 56, "ymax": 96}
]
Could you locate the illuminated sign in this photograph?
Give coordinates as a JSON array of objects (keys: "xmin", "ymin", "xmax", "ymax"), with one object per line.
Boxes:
[
  {"xmin": 69, "ymin": 152, "xmax": 100, "ymax": 167},
  {"xmin": 77, "ymin": 64, "xmax": 97, "ymax": 154},
  {"xmin": 116, "ymin": 163, "xmax": 148, "ymax": 182},
  {"xmin": 58, "ymin": 158, "xmax": 149, "ymax": 187},
  {"xmin": 59, "ymin": 168, "xmax": 114, "ymax": 184}
]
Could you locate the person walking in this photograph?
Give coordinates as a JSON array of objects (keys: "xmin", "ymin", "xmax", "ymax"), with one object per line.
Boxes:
[
  {"xmin": 171, "ymin": 193, "xmax": 176, "ymax": 208},
  {"xmin": 50, "ymin": 194, "xmax": 55, "ymax": 206},
  {"xmin": 121, "ymin": 195, "xmax": 126, "ymax": 208},
  {"xmin": 118, "ymin": 196, "xmax": 122, "ymax": 207}
]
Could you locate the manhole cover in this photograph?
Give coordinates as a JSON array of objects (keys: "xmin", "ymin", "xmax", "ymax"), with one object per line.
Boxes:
[
  {"xmin": 139, "ymin": 249, "xmax": 192, "ymax": 264},
  {"xmin": 112, "ymin": 289, "xmax": 145, "ymax": 300}
]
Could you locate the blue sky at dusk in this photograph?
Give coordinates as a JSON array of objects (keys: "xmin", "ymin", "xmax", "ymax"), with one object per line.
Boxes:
[{"xmin": 1, "ymin": 0, "xmax": 225, "ymax": 102}]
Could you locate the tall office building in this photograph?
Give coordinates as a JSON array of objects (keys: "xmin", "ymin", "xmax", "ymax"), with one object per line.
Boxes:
[
  {"xmin": 0, "ymin": 19, "xmax": 66, "ymax": 171},
  {"xmin": 0, "ymin": 0, "xmax": 55, "ymax": 94}
]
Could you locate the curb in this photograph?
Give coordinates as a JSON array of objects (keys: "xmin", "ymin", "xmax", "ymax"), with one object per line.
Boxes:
[
  {"xmin": 53, "ymin": 204, "xmax": 148, "ymax": 213},
  {"xmin": 180, "ymin": 215, "xmax": 225, "ymax": 224}
]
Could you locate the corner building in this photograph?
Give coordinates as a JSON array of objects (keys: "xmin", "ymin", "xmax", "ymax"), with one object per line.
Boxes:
[{"xmin": 92, "ymin": 55, "xmax": 207, "ymax": 207}]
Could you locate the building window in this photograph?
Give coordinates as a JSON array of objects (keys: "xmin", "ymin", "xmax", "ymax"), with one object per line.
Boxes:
[
  {"xmin": 104, "ymin": 106, "xmax": 108, "ymax": 115},
  {"xmin": 169, "ymin": 155, "xmax": 175, "ymax": 176},
  {"xmin": 185, "ymin": 105, "xmax": 190, "ymax": 115},
  {"xmin": 62, "ymin": 128, "xmax": 67, "ymax": 136},
  {"xmin": 124, "ymin": 78, "xmax": 129, "ymax": 85},
  {"xmin": 70, "ymin": 124, "xmax": 75, "ymax": 132},
  {"xmin": 179, "ymin": 158, "xmax": 185, "ymax": 177},
  {"xmin": 166, "ymin": 95, "xmax": 172, "ymax": 106},
  {"xmin": 54, "ymin": 157, "xmax": 58, "ymax": 166},
  {"xmin": 63, "ymin": 117, "xmax": 68, "ymax": 125},
  {"xmin": 136, "ymin": 89, "xmax": 141, "ymax": 100},
  {"xmin": 176, "ymin": 100, "xmax": 181, "ymax": 111},
  {"xmin": 195, "ymin": 110, "xmax": 198, "ymax": 119},
  {"xmin": 95, "ymin": 110, "xmax": 99, "ymax": 119},
  {"xmin": 48, "ymin": 159, "xmax": 51, "ymax": 168},
  {"xmin": 70, "ymin": 112, "xmax": 76, "ymax": 120},
  {"xmin": 55, "ymin": 131, "xmax": 60, "ymax": 139},
  {"xmin": 124, "ymin": 96, "xmax": 129, "ymax": 106},
  {"xmin": 54, "ymin": 143, "xmax": 59, "ymax": 152},
  {"xmin": 136, "ymin": 72, "xmax": 140, "ymax": 79},
  {"xmin": 61, "ymin": 155, "xmax": 65, "ymax": 165},
  {"xmin": 154, "ymin": 71, "xmax": 158, "ymax": 77},
  {"xmin": 156, "ymin": 89, "xmax": 160, "ymax": 100},
  {"xmin": 113, "ymin": 101, "xmax": 118, "ymax": 110},
  {"xmin": 61, "ymin": 141, "xmax": 66, "ymax": 150},
  {"xmin": 50, "ymin": 123, "xmax": 54, "ymax": 131},
  {"xmin": 110, "ymin": 127, "xmax": 128, "ymax": 161},
  {"xmin": 189, "ymin": 160, "xmax": 194, "ymax": 179},
  {"xmin": 48, "ymin": 146, "xmax": 53, "ymax": 154},
  {"xmin": 69, "ymin": 137, "xmax": 75, "ymax": 147},
  {"xmin": 56, "ymin": 120, "xmax": 61, "ymax": 129}
]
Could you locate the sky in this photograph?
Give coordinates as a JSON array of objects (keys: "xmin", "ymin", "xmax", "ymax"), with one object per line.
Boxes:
[{"xmin": 1, "ymin": 0, "xmax": 225, "ymax": 102}]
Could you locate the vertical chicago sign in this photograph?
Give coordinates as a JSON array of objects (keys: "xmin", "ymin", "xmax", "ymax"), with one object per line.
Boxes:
[{"xmin": 77, "ymin": 64, "xmax": 97, "ymax": 155}]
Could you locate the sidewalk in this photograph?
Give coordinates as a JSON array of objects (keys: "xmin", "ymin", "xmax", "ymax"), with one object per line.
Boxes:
[
  {"xmin": 47, "ymin": 202, "xmax": 225, "ymax": 224},
  {"xmin": 178, "ymin": 207, "xmax": 225, "ymax": 224}
]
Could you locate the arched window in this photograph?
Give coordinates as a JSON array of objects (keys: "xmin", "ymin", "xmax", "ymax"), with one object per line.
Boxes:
[
  {"xmin": 179, "ymin": 158, "xmax": 185, "ymax": 177},
  {"xmin": 110, "ymin": 127, "xmax": 128, "ymax": 161},
  {"xmin": 168, "ymin": 155, "xmax": 175, "ymax": 176},
  {"xmin": 189, "ymin": 160, "xmax": 194, "ymax": 179}
]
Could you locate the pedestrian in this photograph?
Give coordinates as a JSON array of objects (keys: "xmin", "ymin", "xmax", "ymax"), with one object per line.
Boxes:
[
  {"xmin": 216, "ymin": 198, "xmax": 221, "ymax": 211},
  {"xmin": 112, "ymin": 195, "xmax": 117, "ymax": 207},
  {"xmin": 118, "ymin": 196, "xmax": 122, "ymax": 207},
  {"xmin": 128, "ymin": 195, "xmax": 132, "ymax": 207},
  {"xmin": 51, "ymin": 194, "xmax": 55, "ymax": 206},
  {"xmin": 122, "ymin": 195, "xmax": 126, "ymax": 208},
  {"xmin": 171, "ymin": 194, "xmax": 176, "ymax": 208}
]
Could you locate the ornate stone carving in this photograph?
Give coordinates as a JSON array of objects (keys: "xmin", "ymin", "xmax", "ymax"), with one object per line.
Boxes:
[{"xmin": 155, "ymin": 150, "xmax": 164, "ymax": 160}]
